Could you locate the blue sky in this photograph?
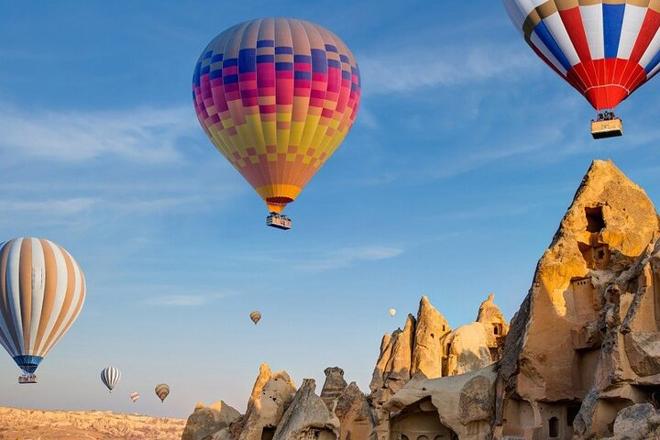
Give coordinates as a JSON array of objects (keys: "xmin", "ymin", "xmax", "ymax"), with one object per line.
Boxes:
[{"xmin": 0, "ymin": 0, "xmax": 658, "ymax": 418}]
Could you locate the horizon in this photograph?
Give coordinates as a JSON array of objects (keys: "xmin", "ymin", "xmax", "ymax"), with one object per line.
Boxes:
[{"xmin": 0, "ymin": 0, "xmax": 658, "ymax": 419}]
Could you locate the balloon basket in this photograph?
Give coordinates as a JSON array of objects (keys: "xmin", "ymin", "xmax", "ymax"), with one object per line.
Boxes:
[
  {"xmin": 266, "ymin": 213, "xmax": 292, "ymax": 230},
  {"xmin": 18, "ymin": 374, "xmax": 37, "ymax": 384},
  {"xmin": 591, "ymin": 113, "xmax": 623, "ymax": 139}
]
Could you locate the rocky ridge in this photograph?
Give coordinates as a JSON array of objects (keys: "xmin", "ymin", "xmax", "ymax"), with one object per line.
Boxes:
[
  {"xmin": 0, "ymin": 406, "xmax": 185, "ymax": 440},
  {"xmin": 183, "ymin": 160, "xmax": 660, "ymax": 440}
]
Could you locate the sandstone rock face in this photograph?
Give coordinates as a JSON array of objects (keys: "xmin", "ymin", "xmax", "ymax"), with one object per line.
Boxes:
[
  {"xmin": 624, "ymin": 331, "xmax": 660, "ymax": 377},
  {"xmin": 603, "ymin": 403, "xmax": 660, "ymax": 440},
  {"xmin": 386, "ymin": 365, "xmax": 497, "ymax": 440},
  {"xmin": 495, "ymin": 160, "xmax": 660, "ymax": 439},
  {"xmin": 0, "ymin": 406, "xmax": 185, "ymax": 439},
  {"xmin": 442, "ymin": 321, "xmax": 493, "ymax": 376},
  {"xmin": 369, "ymin": 314, "xmax": 416, "ymax": 406},
  {"xmin": 476, "ymin": 293, "xmax": 509, "ymax": 356},
  {"xmin": 232, "ymin": 363, "xmax": 296, "ymax": 440},
  {"xmin": 320, "ymin": 367, "xmax": 348, "ymax": 410},
  {"xmin": 368, "ymin": 294, "xmax": 508, "ymax": 439},
  {"xmin": 411, "ymin": 296, "xmax": 451, "ymax": 379},
  {"xmin": 182, "ymin": 401, "xmax": 240, "ymax": 440},
  {"xmin": 334, "ymin": 382, "xmax": 375, "ymax": 440},
  {"xmin": 182, "ymin": 161, "xmax": 660, "ymax": 440},
  {"xmin": 370, "ymin": 294, "xmax": 508, "ymax": 405},
  {"xmin": 272, "ymin": 378, "xmax": 339, "ymax": 440}
]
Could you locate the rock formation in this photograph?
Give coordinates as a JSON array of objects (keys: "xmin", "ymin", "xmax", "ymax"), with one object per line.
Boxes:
[
  {"xmin": 477, "ymin": 293, "xmax": 509, "ymax": 359},
  {"xmin": 334, "ymin": 382, "xmax": 375, "ymax": 440},
  {"xmin": 0, "ymin": 406, "xmax": 185, "ymax": 440},
  {"xmin": 442, "ymin": 321, "xmax": 495, "ymax": 376},
  {"xmin": 184, "ymin": 160, "xmax": 660, "ymax": 440},
  {"xmin": 366, "ymin": 293, "xmax": 509, "ymax": 439},
  {"xmin": 369, "ymin": 294, "xmax": 508, "ymax": 407},
  {"xmin": 604, "ymin": 403, "xmax": 660, "ymax": 439},
  {"xmin": 370, "ymin": 313, "xmax": 416, "ymax": 404},
  {"xmin": 320, "ymin": 367, "xmax": 348, "ymax": 410},
  {"xmin": 272, "ymin": 378, "xmax": 339, "ymax": 440},
  {"xmin": 230, "ymin": 363, "xmax": 296, "ymax": 440},
  {"xmin": 411, "ymin": 296, "xmax": 452, "ymax": 379},
  {"xmin": 182, "ymin": 401, "xmax": 240, "ymax": 440},
  {"xmin": 494, "ymin": 160, "xmax": 660, "ymax": 439},
  {"xmin": 386, "ymin": 365, "xmax": 497, "ymax": 440}
]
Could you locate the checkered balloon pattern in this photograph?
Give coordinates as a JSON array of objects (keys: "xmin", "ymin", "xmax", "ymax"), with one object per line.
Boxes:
[{"xmin": 193, "ymin": 18, "xmax": 361, "ymax": 213}]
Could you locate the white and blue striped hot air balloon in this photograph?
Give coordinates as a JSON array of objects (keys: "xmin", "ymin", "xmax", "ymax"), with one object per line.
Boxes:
[
  {"xmin": 101, "ymin": 366, "xmax": 121, "ymax": 393},
  {"xmin": 0, "ymin": 238, "xmax": 86, "ymax": 384}
]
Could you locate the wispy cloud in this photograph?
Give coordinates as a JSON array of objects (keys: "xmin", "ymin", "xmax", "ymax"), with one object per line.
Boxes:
[
  {"xmin": 359, "ymin": 43, "xmax": 538, "ymax": 95},
  {"xmin": 0, "ymin": 197, "xmax": 97, "ymax": 217},
  {"xmin": 0, "ymin": 194, "xmax": 215, "ymax": 227},
  {"xmin": 144, "ymin": 291, "xmax": 238, "ymax": 307},
  {"xmin": 0, "ymin": 104, "xmax": 196, "ymax": 163},
  {"xmin": 296, "ymin": 245, "xmax": 404, "ymax": 271}
]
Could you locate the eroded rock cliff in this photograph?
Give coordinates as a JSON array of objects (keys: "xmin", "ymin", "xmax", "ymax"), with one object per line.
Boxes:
[
  {"xmin": 184, "ymin": 160, "xmax": 660, "ymax": 440},
  {"xmin": 495, "ymin": 160, "xmax": 660, "ymax": 439}
]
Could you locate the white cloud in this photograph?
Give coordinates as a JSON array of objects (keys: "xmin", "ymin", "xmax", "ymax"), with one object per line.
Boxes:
[
  {"xmin": 359, "ymin": 43, "xmax": 538, "ymax": 94},
  {"xmin": 296, "ymin": 245, "xmax": 404, "ymax": 271},
  {"xmin": 144, "ymin": 295, "xmax": 208, "ymax": 306},
  {"xmin": 0, "ymin": 104, "xmax": 196, "ymax": 163},
  {"xmin": 0, "ymin": 197, "xmax": 96, "ymax": 216},
  {"xmin": 0, "ymin": 195, "xmax": 207, "ymax": 218},
  {"xmin": 144, "ymin": 291, "xmax": 238, "ymax": 307}
]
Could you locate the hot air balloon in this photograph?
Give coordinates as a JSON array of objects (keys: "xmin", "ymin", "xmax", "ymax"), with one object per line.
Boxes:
[
  {"xmin": 193, "ymin": 18, "xmax": 362, "ymax": 229},
  {"xmin": 0, "ymin": 238, "xmax": 86, "ymax": 384},
  {"xmin": 101, "ymin": 366, "xmax": 121, "ymax": 393},
  {"xmin": 249, "ymin": 310, "xmax": 262, "ymax": 325},
  {"xmin": 155, "ymin": 383, "xmax": 170, "ymax": 403},
  {"xmin": 388, "ymin": 308, "xmax": 397, "ymax": 318},
  {"xmin": 503, "ymin": 1, "xmax": 659, "ymax": 139},
  {"xmin": 130, "ymin": 392, "xmax": 140, "ymax": 403}
]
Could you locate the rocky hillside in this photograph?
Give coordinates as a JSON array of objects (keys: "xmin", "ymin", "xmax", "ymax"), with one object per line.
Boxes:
[
  {"xmin": 181, "ymin": 160, "xmax": 660, "ymax": 440},
  {"xmin": 0, "ymin": 406, "xmax": 185, "ymax": 440}
]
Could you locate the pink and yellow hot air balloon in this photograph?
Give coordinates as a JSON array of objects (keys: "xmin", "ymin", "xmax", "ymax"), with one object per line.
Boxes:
[
  {"xmin": 193, "ymin": 18, "xmax": 361, "ymax": 229},
  {"xmin": 503, "ymin": 0, "xmax": 659, "ymax": 139},
  {"xmin": 0, "ymin": 238, "xmax": 86, "ymax": 384}
]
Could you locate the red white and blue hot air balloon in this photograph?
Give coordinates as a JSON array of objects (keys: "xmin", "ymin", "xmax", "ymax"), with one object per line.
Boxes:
[{"xmin": 503, "ymin": 0, "xmax": 659, "ymax": 138}]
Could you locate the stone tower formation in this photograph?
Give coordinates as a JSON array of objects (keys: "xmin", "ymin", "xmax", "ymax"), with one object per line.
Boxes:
[{"xmin": 182, "ymin": 160, "xmax": 660, "ymax": 440}]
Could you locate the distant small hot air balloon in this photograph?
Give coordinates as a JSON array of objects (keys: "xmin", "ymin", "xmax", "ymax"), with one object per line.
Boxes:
[
  {"xmin": 193, "ymin": 18, "xmax": 362, "ymax": 229},
  {"xmin": 503, "ymin": 0, "xmax": 660, "ymax": 139},
  {"xmin": 129, "ymin": 392, "xmax": 140, "ymax": 403},
  {"xmin": 155, "ymin": 384, "xmax": 170, "ymax": 403},
  {"xmin": 388, "ymin": 308, "xmax": 397, "ymax": 318},
  {"xmin": 101, "ymin": 366, "xmax": 121, "ymax": 393},
  {"xmin": 0, "ymin": 238, "xmax": 86, "ymax": 384},
  {"xmin": 249, "ymin": 311, "xmax": 262, "ymax": 325}
]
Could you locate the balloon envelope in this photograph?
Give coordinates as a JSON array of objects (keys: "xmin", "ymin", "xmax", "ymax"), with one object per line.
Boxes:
[
  {"xmin": 503, "ymin": 0, "xmax": 660, "ymax": 110},
  {"xmin": 0, "ymin": 238, "xmax": 86, "ymax": 375},
  {"xmin": 388, "ymin": 308, "xmax": 397, "ymax": 317},
  {"xmin": 155, "ymin": 383, "xmax": 170, "ymax": 402},
  {"xmin": 101, "ymin": 366, "xmax": 121, "ymax": 392},
  {"xmin": 130, "ymin": 392, "xmax": 140, "ymax": 403},
  {"xmin": 193, "ymin": 18, "xmax": 361, "ymax": 213},
  {"xmin": 249, "ymin": 311, "xmax": 262, "ymax": 325}
]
